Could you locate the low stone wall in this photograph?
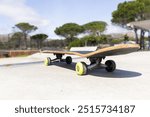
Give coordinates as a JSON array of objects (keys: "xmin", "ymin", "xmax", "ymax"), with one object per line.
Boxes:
[{"xmin": 0, "ymin": 50, "xmax": 39, "ymax": 58}]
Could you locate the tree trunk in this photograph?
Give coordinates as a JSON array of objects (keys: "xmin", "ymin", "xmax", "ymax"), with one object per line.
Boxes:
[
  {"xmin": 134, "ymin": 28, "xmax": 139, "ymax": 44},
  {"xmin": 140, "ymin": 30, "xmax": 145, "ymax": 50},
  {"xmin": 25, "ymin": 33, "xmax": 27, "ymax": 49},
  {"xmin": 148, "ymin": 32, "xmax": 150, "ymax": 50}
]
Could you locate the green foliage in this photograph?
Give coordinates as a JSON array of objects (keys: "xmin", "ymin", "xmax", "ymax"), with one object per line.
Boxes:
[
  {"xmin": 11, "ymin": 32, "xmax": 24, "ymax": 40},
  {"xmin": 137, "ymin": 0, "xmax": 150, "ymax": 11},
  {"xmin": 68, "ymin": 39, "xmax": 84, "ymax": 48},
  {"xmin": 124, "ymin": 34, "xmax": 129, "ymax": 42},
  {"xmin": 15, "ymin": 22, "xmax": 37, "ymax": 33},
  {"xmin": 0, "ymin": 42, "xmax": 7, "ymax": 49},
  {"xmin": 137, "ymin": 0, "xmax": 150, "ymax": 19},
  {"xmin": 31, "ymin": 34, "xmax": 48, "ymax": 41},
  {"xmin": 9, "ymin": 32, "xmax": 24, "ymax": 49},
  {"xmin": 31, "ymin": 34, "xmax": 48, "ymax": 49},
  {"xmin": 110, "ymin": 39, "xmax": 124, "ymax": 44},
  {"xmin": 81, "ymin": 35, "xmax": 97, "ymax": 46},
  {"xmin": 112, "ymin": 0, "xmax": 150, "ymax": 25},
  {"xmin": 54, "ymin": 23, "xmax": 84, "ymax": 43},
  {"xmin": 97, "ymin": 35, "xmax": 108, "ymax": 44},
  {"xmin": 68, "ymin": 35, "xmax": 110, "ymax": 48},
  {"xmin": 54, "ymin": 21, "xmax": 107, "ymax": 48},
  {"xmin": 83, "ymin": 21, "xmax": 107, "ymax": 36},
  {"xmin": 112, "ymin": 1, "xmax": 144, "ymax": 25},
  {"xmin": 15, "ymin": 22, "xmax": 38, "ymax": 49},
  {"xmin": 81, "ymin": 35, "xmax": 108, "ymax": 46}
]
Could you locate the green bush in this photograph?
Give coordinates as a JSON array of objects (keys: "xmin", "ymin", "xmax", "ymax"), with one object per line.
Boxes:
[
  {"xmin": 81, "ymin": 35, "xmax": 109, "ymax": 46},
  {"xmin": 81, "ymin": 35, "xmax": 98, "ymax": 46},
  {"xmin": 97, "ymin": 35, "xmax": 108, "ymax": 44},
  {"xmin": 110, "ymin": 39, "xmax": 123, "ymax": 44},
  {"xmin": 68, "ymin": 39, "xmax": 84, "ymax": 48}
]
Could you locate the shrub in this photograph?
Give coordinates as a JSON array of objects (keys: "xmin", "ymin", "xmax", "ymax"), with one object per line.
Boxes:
[{"xmin": 68, "ymin": 39, "xmax": 84, "ymax": 48}]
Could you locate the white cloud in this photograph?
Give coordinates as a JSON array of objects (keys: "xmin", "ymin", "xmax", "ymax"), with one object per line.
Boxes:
[
  {"xmin": 105, "ymin": 24, "xmax": 129, "ymax": 34},
  {"xmin": 0, "ymin": 0, "xmax": 50, "ymax": 27}
]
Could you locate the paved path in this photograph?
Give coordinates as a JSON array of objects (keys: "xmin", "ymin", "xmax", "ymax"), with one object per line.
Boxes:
[{"xmin": 0, "ymin": 52, "xmax": 149, "ymax": 100}]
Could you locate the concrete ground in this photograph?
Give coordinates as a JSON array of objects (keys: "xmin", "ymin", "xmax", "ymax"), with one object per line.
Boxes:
[{"xmin": 0, "ymin": 51, "xmax": 150, "ymax": 100}]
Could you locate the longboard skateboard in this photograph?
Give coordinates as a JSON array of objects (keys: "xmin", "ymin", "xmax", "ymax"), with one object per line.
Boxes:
[{"xmin": 42, "ymin": 44, "xmax": 140, "ymax": 75}]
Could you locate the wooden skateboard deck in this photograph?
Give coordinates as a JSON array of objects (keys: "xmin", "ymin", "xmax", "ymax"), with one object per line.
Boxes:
[
  {"xmin": 42, "ymin": 44, "xmax": 140, "ymax": 58},
  {"xmin": 43, "ymin": 44, "xmax": 140, "ymax": 75}
]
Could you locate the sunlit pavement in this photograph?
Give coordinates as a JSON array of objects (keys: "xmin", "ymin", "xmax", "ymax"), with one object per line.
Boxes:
[{"xmin": 0, "ymin": 51, "xmax": 150, "ymax": 100}]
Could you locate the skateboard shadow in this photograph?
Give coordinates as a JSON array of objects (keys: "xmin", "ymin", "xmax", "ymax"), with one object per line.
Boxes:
[
  {"xmin": 89, "ymin": 69, "xmax": 142, "ymax": 78},
  {"xmin": 53, "ymin": 62, "xmax": 142, "ymax": 78}
]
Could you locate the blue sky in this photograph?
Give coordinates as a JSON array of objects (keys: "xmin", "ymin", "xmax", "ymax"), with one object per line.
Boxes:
[{"xmin": 0, "ymin": 0, "xmax": 129, "ymax": 38}]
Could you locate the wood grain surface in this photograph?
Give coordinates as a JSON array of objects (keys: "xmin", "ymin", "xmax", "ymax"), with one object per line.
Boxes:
[{"xmin": 42, "ymin": 44, "xmax": 140, "ymax": 58}]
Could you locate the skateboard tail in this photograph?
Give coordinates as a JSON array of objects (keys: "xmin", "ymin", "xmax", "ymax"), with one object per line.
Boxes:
[{"xmin": 82, "ymin": 44, "xmax": 140, "ymax": 58}]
